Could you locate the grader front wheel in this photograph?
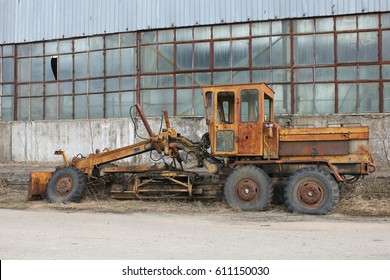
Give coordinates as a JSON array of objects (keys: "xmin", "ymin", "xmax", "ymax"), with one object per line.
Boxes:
[
  {"xmin": 224, "ymin": 166, "xmax": 273, "ymax": 211},
  {"xmin": 45, "ymin": 166, "xmax": 87, "ymax": 203},
  {"xmin": 284, "ymin": 167, "xmax": 339, "ymax": 215}
]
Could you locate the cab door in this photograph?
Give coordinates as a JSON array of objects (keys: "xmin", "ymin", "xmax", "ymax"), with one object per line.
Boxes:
[{"xmin": 238, "ymin": 88, "xmax": 263, "ymax": 156}]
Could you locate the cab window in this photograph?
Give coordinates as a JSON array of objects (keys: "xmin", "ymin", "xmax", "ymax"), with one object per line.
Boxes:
[
  {"xmin": 240, "ymin": 89, "xmax": 259, "ymax": 122},
  {"xmin": 217, "ymin": 91, "xmax": 234, "ymax": 124}
]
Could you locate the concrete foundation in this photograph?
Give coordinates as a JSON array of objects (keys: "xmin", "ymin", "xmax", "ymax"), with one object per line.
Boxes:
[{"xmin": 0, "ymin": 114, "xmax": 389, "ymax": 168}]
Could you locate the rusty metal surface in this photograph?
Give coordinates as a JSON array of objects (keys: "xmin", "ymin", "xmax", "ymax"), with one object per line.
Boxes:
[
  {"xmin": 27, "ymin": 172, "xmax": 52, "ymax": 200},
  {"xmin": 279, "ymin": 140, "xmax": 349, "ymax": 156},
  {"xmin": 280, "ymin": 127, "xmax": 369, "ymax": 141},
  {"xmin": 236, "ymin": 178, "xmax": 259, "ymax": 204},
  {"xmin": 297, "ymin": 181, "xmax": 325, "ymax": 208}
]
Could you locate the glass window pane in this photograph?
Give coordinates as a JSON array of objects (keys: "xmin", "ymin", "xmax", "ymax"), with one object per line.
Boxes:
[
  {"xmin": 3, "ymin": 45, "xmax": 14, "ymax": 56},
  {"xmin": 121, "ymin": 33, "xmax": 136, "ymax": 47},
  {"xmin": 177, "ymin": 89, "xmax": 193, "ymax": 116},
  {"xmin": 1, "ymin": 96, "xmax": 14, "ymax": 120},
  {"xmin": 18, "ymin": 44, "xmax": 30, "ymax": 57},
  {"xmin": 74, "ymin": 38, "xmax": 87, "ymax": 52},
  {"xmin": 31, "ymin": 84, "xmax": 43, "ymax": 97},
  {"xmin": 31, "ymin": 57, "xmax": 44, "ymax": 81},
  {"xmin": 337, "ymin": 66, "xmax": 357, "ymax": 81},
  {"xmin": 359, "ymin": 83, "xmax": 379, "ymax": 112},
  {"xmin": 2, "ymin": 58, "xmax": 14, "ymax": 82},
  {"xmin": 294, "ymin": 68, "xmax": 312, "ymax": 82},
  {"xmin": 59, "ymin": 82, "xmax": 72, "ymax": 95},
  {"xmin": 74, "ymin": 95, "xmax": 87, "ymax": 119},
  {"xmin": 316, "ymin": 18, "xmax": 334, "ymax": 32},
  {"xmin": 337, "ymin": 33, "xmax": 357, "ymax": 62},
  {"xmin": 253, "ymin": 70, "xmax": 271, "ymax": 83},
  {"xmin": 89, "ymin": 51, "xmax": 104, "ymax": 77},
  {"xmin": 194, "ymin": 42, "xmax": 210, "ymax": 69},
  {"xmin": 106, "ymin": 92, "xmax": 120, "ymax": 118},
  {"xmin": 176, "ymin": 44, "xmax": 192, "ymax": 70},
  {"xmin": 232, "ymin": 40, "xmax": 249, "ymax": 67},
  {"xmin": 74, "ymin": 53, "xmax": 88, "ymax": 78},
  {"xmin": 121, "ymin": 91, "xmax": 135, "ymax": 117},
  {"xmin": 294, "ymin": 35, "xmax": 314, "ymax": 65},
  {"xmin": 75, "ymin": 81, "xmax": 87, "ymax": 94},
  {"xmin": 382, "ymin": 30, "xmax": 390, "ymax": 61},
  {"xmin": 18, "ymin": 98, "xmax": 29, "ymax": 120},
  {"xmin": 141, "ymin": 46, "xmax": 157, "ymax": 73},
  {"xmin": 240, "ymin": 89, "xmax": 258, "ymax": 122},
  {"xmin": 272, "ymin": 84, "xmax": 291, "ymax": 114},
  {"xmin": 2, "ymin": 84, "xmax": 14, "ymax": 95},
  {"xmin": 232, "ymin": 71, "xmax": 250, "ymax": 84},
  {"xmin": 17, "ymin": 58, "xmax": 30, "ymax": 82},
  {"xmin": 382, "ymin": 65, "xmax": 390, "ymax": 79},
  {"xmin": 18, "ymin": 85, "xmax": 29, "ymax": 97},
  {"xmin": 45, "ymin": 41, "xmax": 58, "ymax": 55},
  {"xmin": 232, "ymin": 24, "xmax": 249, "ymax": 38},
  {"xmin": 252, "ymin": 37, "xmax": 270, "ymax": 67},
  {"xmin": 176, "ymin": 28, "xmax": 192, "ymax": 41},
  {"xmin": 213, "ymin": 71, "xmax": 231, "ymax": 85},
  {"xmin": 213, "ymin": 25, "xmax": 230, "ymax": 39},
  {"xmin": 140, "ymin": 75, "xmax": 157, "ymax": 88},
  {"xmin": 158, "ymin": 44, "xmax": 174, "ymax": 72},
  {"xmin": 358, "ymin": 32, "xmax": 378, "ymax": 62},
  {"xmin": 383, "ymin": 82, "xmax": 390, "ymax": 112},
  {"xmin": 271, "ymin": 36, "xmax": 290, "ymax": 66},
  {"xmin": 360, "ymin": 65, "xmax": 379, "ymax": 80},
  {"xmin": 382, "ymin": 13, "xmax": 390, "ymax": 28},
  {"xmin": 141, "ymin": 31, "xmax": 156, "ymax": 44},
  {"xmin": 141, "ymin": 89, "xmax": 173, "ymax": 116},
  {"xmin": 89, "ymin": 79, "xmax": 104, "ymax": 93},
  {"xmin": 315, "ymin": 34, "xmax": 334, "ymax": 64},
  {"xmin": 158, "ymin": 30, "xmax": 174, "ymax": 43},
  {"xmin": 272, "ymin": 20, "xmax": 290, "ymax": 34},
  {"xmin": 106, "ymin": 49, "xmax": 120, "ymax": 76},
  {"xmin": 358, "ymin": 14, "xmax": 378, "ymax": 29},
  {"xmin": 338, "ymin": 83, "xmax": 357, "ymax": 113},
  {"xmin": 194, "ymin": 27, "xmax": 211, "ymax": 40},
  {"xmin": 157, "ymin": 74, "xmax": 174, "ymax": 88},
  {"xmin": 214, "ymin": 41, "xmax": 231, "ymax": 68},
  {"xmin": 58, "ymin": 54, "xmax": 73, "ymax": 80},
  {"xmin": 336, "ymin": 16, "xmax": 356, "ymax": 31},
  {"xmin": 59, "ymin": 40, "xmax": 72, "ymax": 53},
  {"xmin": 106, "ymin": 34, "xmax": 119, "ymax": 49},
  {"xmin": 176, "ymin": 74, "xmax": 193, "ymax": 86},
  {"xmin": 59, "ymin": 95, "xmax": 73, "ymax": 119},
  {"xmin": 45, "ymin": 56, "xmax": 57, "ymax": 81},
  {"xmin": 89, "ymin": 94, "xmax": 104, "ymax": 118},
  {"xmin": 194, "ymin": 88, "xmax": 205, "ymax": 116},
  {"xmin": 295, "ymin": 84, "xmax": 314, "ymax": 114},
  {"xmin": 32, "ymin": 43, "xmax": 43, "ymax": 56},
  {"xmin": 252, "ymin": 22, "xmax": 270, "ymax": 36},
  {"xmin": 273, "ymin": 69, "xmax": 291, "ymax": 82},
  {"xmin": 30, "ymin": 97, "xmax": 43, "ymax": 120},
  {"xmin": 45, "ymin": 96, "xmax": 58, "ymax": 120},
  {"xmin": 89, "ymin": 37, "xmax": 103, "ymax": 50},
  {"xmin": 194, "ymin": 72, "xmax": 211, "ymax": 86},
  {"xmin": 294, "ymin": 19, "xmax": 314, "ymax": 34},
  {"xmin": 315, "ymin": 67, "xmax": 334, "ymax": 81},
  {"xmin": 121, "ymin": 77, "xmax": 136, "ymax": 90},
  {"xmin": 46, "ymin": 82, "xmax": 58, "ymax": 96},
  {"xmin": 121, "ymin": 48, "xmax": 136, "ymax": 75},
  {"xmin": 315, "ymin": 84, "xmax": 335, "ymax": 114},
  {"xmin": 106, "ymin": 78, "xmax": 120, "ymax": 92}
]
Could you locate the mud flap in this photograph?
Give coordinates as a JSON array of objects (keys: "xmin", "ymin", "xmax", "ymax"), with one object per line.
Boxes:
[{"xmin": 27, "ymin": 172, "xmax": 53, "ymax": 201}]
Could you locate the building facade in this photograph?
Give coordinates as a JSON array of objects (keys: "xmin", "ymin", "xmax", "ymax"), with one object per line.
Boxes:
[{"xmin": 1, "ymin": 0, "xmax": 390, "ymax": 164}]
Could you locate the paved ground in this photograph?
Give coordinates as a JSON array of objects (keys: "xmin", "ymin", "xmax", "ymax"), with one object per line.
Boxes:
[{"xmin": 0, "ymin": 208, "xmax": 389, "ymax": 260}]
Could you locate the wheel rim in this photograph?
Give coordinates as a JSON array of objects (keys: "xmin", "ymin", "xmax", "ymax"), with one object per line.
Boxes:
[
  {"xmin": 236, "ymin": 179, "xmax": 259, "ymax": 204},
  {"xmin": 55, "ymin": 176, "xmax": 74, "ymax": 196},
  {"xmin": 297, "ymin": 180, "xmax": 324, "ymax": 207}
]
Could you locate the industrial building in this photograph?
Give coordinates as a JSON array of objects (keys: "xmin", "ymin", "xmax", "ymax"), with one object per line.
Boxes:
[{"xmin": 1, "ymin": 0, "xmax": 390, "ymax": 166}]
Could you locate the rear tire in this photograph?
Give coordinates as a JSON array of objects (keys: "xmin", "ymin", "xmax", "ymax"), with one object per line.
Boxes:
[
  {"xmin": 284, "ymin": 167, "xmax": 339, "ymax": 214},
  {"xmin": 224, "ymin": 166, "xmax": 273, "ymax": 211},
  {"xmin": 46, "ymin": 166, "xmax": 87, "ymax": 203}
]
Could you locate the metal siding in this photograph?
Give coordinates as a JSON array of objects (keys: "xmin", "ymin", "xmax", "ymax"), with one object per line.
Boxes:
[{"xmin": 1, "ymin": 0, "xmax": 390, "ymax": 44}]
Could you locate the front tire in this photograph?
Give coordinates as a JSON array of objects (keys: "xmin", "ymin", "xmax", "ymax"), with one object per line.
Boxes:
[
  {"xmin": 224, "ymin": 166, "xmax": 273, "ymax": 211},
  {"xmin": 46, "ymin": 166, "xmax": 87, "ymax": 203},
  {"xmin": 284, "ymin": 167, "xmax": 339, "ymax": 214}
]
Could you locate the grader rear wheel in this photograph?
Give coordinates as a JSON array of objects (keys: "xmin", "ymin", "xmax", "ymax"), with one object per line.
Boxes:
[
  {"xmin": 284, "ymin": 167, "xmax": 339, "ymax": 215},
  {"xmin": 45, "ymin": 166, "xmax": 87, "ymax": 203},
  {"xmin": 224, "ymin": 166, "xmax": 273, "ymax": 211}
]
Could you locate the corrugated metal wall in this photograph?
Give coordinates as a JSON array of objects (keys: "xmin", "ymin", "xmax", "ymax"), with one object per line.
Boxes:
[{"xmin": 1, "ymin": 0, "xmax": 390, "ymax": 44}]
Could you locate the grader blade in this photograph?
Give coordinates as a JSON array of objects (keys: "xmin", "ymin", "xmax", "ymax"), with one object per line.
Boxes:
[{"xmin": 27, "ymin": 172, "xmax": 52, "ymax": 200}]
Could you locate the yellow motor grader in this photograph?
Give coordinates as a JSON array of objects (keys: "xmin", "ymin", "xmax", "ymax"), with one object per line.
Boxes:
[{"xmin": 28, "ymin": 83, "xmax": 376, "ymax": 214}]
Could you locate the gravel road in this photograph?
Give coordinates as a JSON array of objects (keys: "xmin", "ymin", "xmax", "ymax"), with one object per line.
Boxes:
[{"xmin": 0, "ymin": 208, "xmax": 389, "ymax": 260}]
